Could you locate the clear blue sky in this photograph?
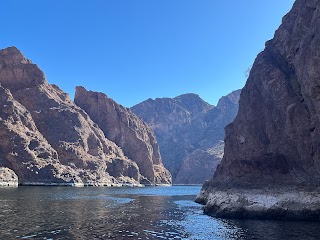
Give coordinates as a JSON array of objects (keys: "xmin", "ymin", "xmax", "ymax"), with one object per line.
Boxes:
[{"xmin": 0, "ymin": 0, "xmax": 295, "ymax": 107}]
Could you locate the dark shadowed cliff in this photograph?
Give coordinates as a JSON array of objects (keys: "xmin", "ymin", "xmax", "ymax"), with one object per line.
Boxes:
[
  {"xmin": 196, "ymin": 0, "xmax": 320, "ymax": 221},
  {"xmin": 132, "ymin": 90, "xmax": 241, "ymax": 184}
]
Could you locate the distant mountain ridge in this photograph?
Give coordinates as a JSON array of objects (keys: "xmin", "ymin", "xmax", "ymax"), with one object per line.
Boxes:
[{"xmin": 131, "ymin": 89, "xmax": 241, "ymax": 184}]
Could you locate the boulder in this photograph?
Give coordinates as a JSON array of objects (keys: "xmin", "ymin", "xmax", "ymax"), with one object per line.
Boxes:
[{"xmin": 0, "ymin": 168, "xmax": 18, "ymax": 187}]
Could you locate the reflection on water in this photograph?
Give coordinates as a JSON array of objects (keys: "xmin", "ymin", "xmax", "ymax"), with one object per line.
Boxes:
[{"xmin": 0, "ymin": 186, "xmax": 319, "ymax": 239}]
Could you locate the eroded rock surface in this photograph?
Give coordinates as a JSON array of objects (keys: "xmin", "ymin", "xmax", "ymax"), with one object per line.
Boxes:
[
  {"xmin": 0, "ymin": 168, "xmax": 18, "ymax": 187},
  {"xmin": 132, "ymin": 91, "xmax": 240, "ymax": 184},
  {"xmin": 196, "ymin": 187, "xmax": 320, "ymax": 221},
  {"xmin": 0, "ymin": 46, "xmax": 143, "ymax": 186},
  {"xmin": 197, "ymin": 0, "xmax": 320, "ymax": 220},
  {"xmin": 74, "ymin": 86, "xmax": 171, "ymax": 185},
  {"xmin": 175, "ymin": 142, "xmax": 224, "ymax": 184},
  {"xmin": 0, "ymin": 84, "xmax": 72, "ymax": 185}
]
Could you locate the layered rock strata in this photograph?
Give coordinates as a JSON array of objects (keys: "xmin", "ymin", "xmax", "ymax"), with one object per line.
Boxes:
[
  {"xmin": 132, "ymin": 91, "xmax": 240, "ymax": 184},
  {"xmin": 74, "ymin": 86, "xmax": 171, "ymax": 185},
  {"xmin": 196, "ymin": 0, "xmax": 320, "ymax": 220}
]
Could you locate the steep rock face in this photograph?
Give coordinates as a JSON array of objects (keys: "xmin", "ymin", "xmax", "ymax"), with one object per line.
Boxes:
[
  {"xmin": 174, "ymin": 142, "xmax": 224, "ymax": 184},
  {"xmin": 74, "ymin": 86, "xmax": 171, "ymax": 185},
  {"xmin": 0, "ymin": 47, "xmax": 141, "ymax": 186},
  {"xmin": 0, "ymin": 84, "xmax": 73, "ymax": 185},
  {"xmin": 196, "ymin": 0, "xmax": 320, "ymax": 220},
  {"xmin": 132, "ymin": 90, "xmax": 240, "ymax": 184}
]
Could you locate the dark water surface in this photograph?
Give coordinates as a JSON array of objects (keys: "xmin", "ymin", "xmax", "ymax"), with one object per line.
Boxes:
[{"xmin": 0, "ymin": 186, "xmax": 319, "ymax": 239}]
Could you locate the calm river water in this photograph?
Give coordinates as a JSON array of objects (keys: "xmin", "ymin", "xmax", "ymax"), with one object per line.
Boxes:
[{"xmin": 0, "ymin": 186, "xmax": 319, "ymax": 239}]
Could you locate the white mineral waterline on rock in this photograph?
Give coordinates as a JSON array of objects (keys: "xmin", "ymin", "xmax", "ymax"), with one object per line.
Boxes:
[
  {"xmin": 202, "ymin": 189, "xmax": 320, "ymax": 212},
  {"xmin": 0, "ymin": 181, "xmax": 18, "ymax": 187},
  {"xmin": 21, "ymin": 182, "xmax": 145, "ymax": 187}
]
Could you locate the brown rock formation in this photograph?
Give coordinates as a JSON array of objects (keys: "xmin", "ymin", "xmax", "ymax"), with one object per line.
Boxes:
[
  {"xmin": 74, "ymin": 86, "xmax": 171, "ymax": 185},
  {"xmin": 132, "ymin": 91, "xmax": 240, "ymax": 184},
  {"xmin": 0, "ymin": 168, "xmax": 18, "ymax": 187},
  {"xmin": 0, "ymin": 47, "xmax": 141, "ymax": 186},
  {"xmin": 175, "ymin": 142, "xmax": 224, "ymax": 184},
  {"xmin": 196, "ymin": 0, "xmax": 320, "ymax": 220},
  {"xmin": 0, "ymin": 84, "xmax": 71, "ymax": 185}
]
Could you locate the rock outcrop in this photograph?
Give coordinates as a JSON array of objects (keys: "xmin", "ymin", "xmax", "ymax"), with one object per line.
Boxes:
[
  {"xmin": 174, "ymin": 142, "xmax": 224, "ymax": 184},
  {"xmin": 132, "ymin": 90, "xmax": 240, "ymax": 184},
  {"xmin": 0, "ymin": 168, "xmax": 18, "ymax": 187},
  {"xmin": 196, "ymin": 0, "xmax": 320, "ymax": 220},
  {"xmin": 0, "ymin": 84, "xmax": 72, "ymax": 185},
  {"xmin": 0, "ymin": 46, "xmax": 166, "ymax": 186},
  {"xmin": 74, "ymin": 86, "xmax": 171, "ymax": 185}
]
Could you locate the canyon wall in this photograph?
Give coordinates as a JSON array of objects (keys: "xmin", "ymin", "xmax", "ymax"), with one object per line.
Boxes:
[
  {"xmin": 0, "ymin": 47, "xmax": 171, "ymax": 186},
  {"xmin": 132, "ymin": 90, "xmax": 240, "ymax": 184},
  {"xmin": 196, "ymin": 0, "xmax": 320, "ymax": 220}
]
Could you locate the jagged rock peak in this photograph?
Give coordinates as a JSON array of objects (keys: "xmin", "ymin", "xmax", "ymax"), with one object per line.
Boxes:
[
  {"xmin": 131, "ymin": 93, "xmax": 214, "ymax": 128},
  {"xmin": 216, "ymin": 89, "xmax": 241, "ymax": 111},
  {"xmin": 0, "ymin": 46, "xmax": 31, "ymax": 65},
  {"xmin": 132, "ymin": 90, "xmax": 241, "ymax": 184},
  {"xmin": 0, "ymin": 46, "xmax": 46, "ymax": 91},
  {"xmin": 174, "ymin": 93, "xmax": 214, "ymax": 114},
  {"xmin": 74, "ymin": 86, "xmax": 172, "ymax": 185},
  {"xmin": 217, "ymin": 89, "xmax": 241, "ymax": 106},
  {"xmin": 140, "ymin": 93, "xmax": 214, "ymax": 114},
  {"xmin": 174, "ymin": 93, "xmax": 211, "ymax": 105},
  {"xmin": 0, "ymin": 47, "xmax": 143, "ymax": 186}
]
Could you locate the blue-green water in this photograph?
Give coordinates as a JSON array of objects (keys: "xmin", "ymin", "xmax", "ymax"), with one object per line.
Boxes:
[{"xmin": 0, "ymin": 186, "xmax": 319, "ymax": 239}]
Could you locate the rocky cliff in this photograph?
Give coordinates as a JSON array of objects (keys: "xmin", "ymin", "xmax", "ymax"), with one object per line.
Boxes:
[
  {"xmin": 74, "ymin": 86, "xmax": 171, "ymax": 185},
  {"xmin": 0, "ymin": 168, "xmax": 18, "ymax": 187},
  {"xmin": 0, "ymin": 46, "xmax": 170, "ymax": 186},
  {"xmin": 0, "ymin": 83, "xmax": 73, "ymax": 185},
  {"xmin": 131, "ymin": 90, "xmax": 240, "ymax": 184},
  {"xmin": 196, "ymin": 0, "xmax": 320, "ymax": 220}
]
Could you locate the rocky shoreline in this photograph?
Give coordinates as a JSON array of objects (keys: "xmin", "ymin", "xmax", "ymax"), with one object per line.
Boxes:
[
  {"xmin": 19, "ymin": 181, "xmax": 144, "ymax": 187},
  {"xmin": 0, "ymin": 168, "xmax": 18, "ymax": 187},
  {"xmin": 196, "ymin": 187, "xmax": 320, "ymax": 221},
  {"xmin": 196, "ymin": 0, "xmax": 320, "ymax": 221},
  {"xmin": 15, "ymin": 183, "xmax": 171, "ymax": 187}
]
